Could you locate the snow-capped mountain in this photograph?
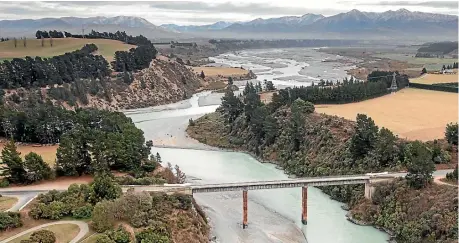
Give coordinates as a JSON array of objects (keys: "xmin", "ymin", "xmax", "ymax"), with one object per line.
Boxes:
[
  {"xmin": 0, "ymin": 16, "xmax": 179, "ymax": 39},
  {"xmin": 160, "ymin": 21, "xmax": 233, "ymax": 32},
  {"xmin": 160, "ymin": 8, "xmax": 456, "ymax": 36}
]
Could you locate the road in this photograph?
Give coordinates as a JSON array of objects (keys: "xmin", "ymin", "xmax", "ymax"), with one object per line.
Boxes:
[{"xmin": 0, "ymin": 221, "xmax": 89, "ymax": 243}]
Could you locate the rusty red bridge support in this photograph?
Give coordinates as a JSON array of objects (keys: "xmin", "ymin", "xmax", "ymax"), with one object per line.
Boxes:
[
  {"xmin": 243, "ymin": 190, "xmax": 248, "ymax": 229},
  {"xmin": 302, "ymin": 186, "xmax": 308, "ymax": 225}
]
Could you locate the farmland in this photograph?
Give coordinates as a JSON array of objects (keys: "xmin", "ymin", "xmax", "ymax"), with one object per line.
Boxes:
[
  {"xmin": 0, "ymin": 38, "xmax": 135, "ymax": 62},
  {"xmin": 315, "ymin": 88, "xmax": 458, "ymax": 141},
  {"xmin": 410, "ymin": 73, "xmax": 458, "ymax": 84},
  {"xmin": 0, "ymin": 142, "xmax": 58, "ymax": 165}
]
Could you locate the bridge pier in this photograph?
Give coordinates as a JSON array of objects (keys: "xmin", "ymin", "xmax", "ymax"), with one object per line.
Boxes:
[
  {"xmin": 243, "ymin": 190, "xmax": 248, "ymax": 229},
  {"xmin": 301, "ymin": 186, "xmax": 307, "ymax": 225},
  {"xmin": 364, "ymin": 180, "xmax": 374, "ymax": 200}
]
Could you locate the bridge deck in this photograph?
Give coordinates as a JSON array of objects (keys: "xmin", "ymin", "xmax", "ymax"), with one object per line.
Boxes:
[{"xmin": 191, "ymin": 175, "xmax": 378, "ymax": 193}]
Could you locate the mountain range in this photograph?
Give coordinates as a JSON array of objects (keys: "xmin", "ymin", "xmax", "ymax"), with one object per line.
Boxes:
[
  {"xmin": 0, "ymin": 9, "xmax": 457, "ymax": 41},
  {"xmin": 161, "ymin": 9, "xmax": 457, "ymax": 38},
  {"xmin": 0, "ymin": 16, "xmax": 179, "ymax": 39}
]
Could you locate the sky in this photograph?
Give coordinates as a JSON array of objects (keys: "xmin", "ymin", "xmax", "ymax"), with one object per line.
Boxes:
[{"xmin": 0, "ymin": 0, "xmax": 458, "ymax": 25}]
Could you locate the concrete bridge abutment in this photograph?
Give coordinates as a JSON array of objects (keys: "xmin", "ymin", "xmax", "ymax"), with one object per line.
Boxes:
[{"xmin": 364, "ymin": 180, "xmax": 375, "ymax": 200}]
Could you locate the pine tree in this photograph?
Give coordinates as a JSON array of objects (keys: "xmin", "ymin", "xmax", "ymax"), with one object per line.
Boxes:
[
  {"xmin": 0, "ymin": 140, "xmax": 26, "ymax": 183},
  {"xmin": 24, "ymin": 152, "xmax": 52, "ymax": 182},
  {"xmin": 156, "ymin": 152, "xmax": 162, "ymax": 163}
]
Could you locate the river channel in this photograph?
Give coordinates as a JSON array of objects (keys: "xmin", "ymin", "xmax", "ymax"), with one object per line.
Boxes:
[{"xmin": 125, "ymin": 48, "xmax": 389, "ymax": 243}]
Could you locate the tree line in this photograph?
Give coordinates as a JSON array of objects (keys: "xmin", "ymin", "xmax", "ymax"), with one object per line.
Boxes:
[
  {"xmin": 442, "ymin": 62, "xmax": 458, "ymax": 70},
  {"xmin": 35, "ymin": 30, "xmax": 66, "ymax": 39},
  {"xmin": 0, "ymin": 44, "xmax": 110, "ymax": 89},
  {"xmin": 269, "ymin": 71, "xmax": 409, "ymax": 108},
  {"xmin": 0, "ymin": 103, "xmax": 154, "ymax": 180}
]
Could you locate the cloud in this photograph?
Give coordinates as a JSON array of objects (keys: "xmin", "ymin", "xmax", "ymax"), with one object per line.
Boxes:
[
  {"xmin": 350, "ymin": 1, "xmax": 458, "ymax": 9},
  {"xmin": 148, "ymin": 1, "xmax": 319, "ymax": 16}
]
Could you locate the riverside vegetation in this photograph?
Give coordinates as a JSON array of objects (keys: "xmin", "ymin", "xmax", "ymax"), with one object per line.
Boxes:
[
  {"xmin": 0, "ymin": 30, "xmax": 210, "ymax": 242},
  {"xmin": 187, "ymin": 72, "xmax": 458, "ymax": 243}
]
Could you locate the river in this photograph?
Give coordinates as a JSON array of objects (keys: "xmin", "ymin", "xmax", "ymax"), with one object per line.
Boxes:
[{"xmin": 125, "ymin": 48, "xmax": 389, "ymax": 243}]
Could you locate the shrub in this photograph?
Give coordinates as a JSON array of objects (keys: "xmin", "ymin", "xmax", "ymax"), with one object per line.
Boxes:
[
  {"xmin": 135, "ymin": 227, "xmax": 170, "ymax": 243},
  {"xmin": 89, "ymin": 173, "xmax": 122, "ymax": 203},
  {"xmin": 72, "ymin": 204, "xmax": 93, "ymax": 219},
  {"xmin": 115, "ymin": 176, "xmax": 165, "ymax": 185},
  {"xmin": 0, "ymin": 212, "xmax": 22, "ymax": 231},
  {"xmin": 445, "ymin": 123, "xmax": 458, "ymax": 145},
  {"xmin": 106, "ymin": 226, "xmax": 131, "ymax": 243},
  {"xmin": 29, "ymin": 230, "xmax": 56, "ymax": 243},
  {"xmin": 0, "ymin": 179, "xmax": 9, "ymax": 188},
  {"xmin": 95, "ymin": 234, "xmax": 116, "ymax": 243},
  {"xmin": 92, "ymin": 201, "xmax": 115, "ymax": 233}
]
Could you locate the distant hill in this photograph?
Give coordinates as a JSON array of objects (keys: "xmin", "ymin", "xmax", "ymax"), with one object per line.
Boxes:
[
  {"xmin": 161, "ymin": 21, "xmax": 233, "ymax": 32},
  {"xmin": 160, "ymin": 9, "xmax": 458, "ymax": 41},
  {"xmin": 0, "ymin": 16, "xmax": 180, "ymax": 40}
]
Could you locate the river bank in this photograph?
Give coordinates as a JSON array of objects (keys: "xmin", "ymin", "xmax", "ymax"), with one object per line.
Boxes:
[{"xmin": 126, "ymin": 91, "xmax": 391, "ymax": 243}]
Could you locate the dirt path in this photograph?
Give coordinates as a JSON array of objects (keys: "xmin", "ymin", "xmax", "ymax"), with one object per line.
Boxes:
[
  {"xmin": 0, "ymin": 221, "xmax": 89, "ymax": 243},
  {"xmin": 433, "ymin": 176, "xmax": 458, "ymax": 187}
]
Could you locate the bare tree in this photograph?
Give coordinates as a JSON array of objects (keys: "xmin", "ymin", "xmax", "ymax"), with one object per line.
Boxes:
[
  {"xmin": 23, "ymin": 37, "xmax": 26, "ymax": 47},
  {"xmin": 174, "ymin": 165, "xmax": 186, "ymax": 184},
  {"xmin": 13, "ymin": 37, "xmax": 17, "ymax": 48}
]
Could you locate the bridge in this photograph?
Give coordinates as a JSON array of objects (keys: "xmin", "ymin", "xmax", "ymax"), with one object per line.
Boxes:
[{"xmin": 135, "ymin": 173, "xmax": 396, "ymax": 228}]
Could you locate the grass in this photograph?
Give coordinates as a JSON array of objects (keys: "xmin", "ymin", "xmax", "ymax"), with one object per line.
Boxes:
[
  {"xmin": 9, "ymin": 223, "xmax": 80, "ymax": 243},
  {"xmin": 315, "ymin": 88, "xmax": 458, "ymax": 141},
  {"xmin": 0, "ymin": 142, "xmax": 58, "ymax": 165},
  {"xmin": 0, "ymin": 196, "xmax": 18, "ymax": 211},
  {"xmin": 0, "ymin": 38, "xmax": 135, "ymax": 62},
  {"xmin": 410, "ymin": 73, "xmax": 458, "ymax": 84}
]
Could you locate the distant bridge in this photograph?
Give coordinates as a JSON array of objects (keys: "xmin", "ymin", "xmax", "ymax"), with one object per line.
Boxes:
[{"xmin": 135, "ymin": 173, "xmax": 396, "ymax": 228}]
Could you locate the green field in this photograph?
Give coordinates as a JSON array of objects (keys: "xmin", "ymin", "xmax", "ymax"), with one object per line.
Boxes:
[{"xmin": 0, "ymin": 38, "xmax": 135, "ymax": 62}]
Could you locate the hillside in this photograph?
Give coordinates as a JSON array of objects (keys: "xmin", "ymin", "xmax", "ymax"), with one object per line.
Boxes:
[
  {"xmin": 0, "ymin": 38, "xmax": 135, "ymax": 62},
  {"xmin": 2, "ymin": 58, "xmax": 203, "ymax": 110}
]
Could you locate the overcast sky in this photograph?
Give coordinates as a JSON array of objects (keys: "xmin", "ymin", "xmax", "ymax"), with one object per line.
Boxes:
[{"xmin": 0, "ymin": 0, "xmax": 458, "ymax": 25}]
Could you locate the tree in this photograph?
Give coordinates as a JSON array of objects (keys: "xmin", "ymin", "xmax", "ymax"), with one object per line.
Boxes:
[
  {"xmin": 92, "ymin": 201, "xmax": 115, "ymax": 233},
  {"xmin": 350, "ymin": 114, "xmax": 379, "ymax": 160},
  {"xmin": 421, "ymin": 67, "xmax": 427, "ymax": 74},
  {"xmin": 445, "ymin": 122, "xmax": 458, "ymax": 145},
  {"xmin": 24, "ymin": 152, "xmax": 53, "ymax": 182},
  {"xmin": 200, "ymin": 71, "xmax": 205, "ymax": 79},
  {"xmin": 264, "ymin": 80, "xmax": 276, "ymax": 91},
  {"xmin": 156, "ymin": 153, "xmax": 162, "ymax": 163},
  {"xmin": 374, "ymin": 128, "xmax": 398, "ymax": 168},
  {"xmin": 404, "ymin": 141, "xmax": 435, "ymax": 189},
  {"xmin": 0, "ymin": 140, "xmax": 26, "ymax": 183},
  {"xmin": 90, "ymin": 173, "xmax": 122, "ymax": 203},
  {"xmin": 29, "ymin": 230, "xmax": 56, "ymax": 243},
  {"xmin": 220, "ymin": 89, "xmax": 243, "ymax": 123},
  {"xmin": 174, "ymin": 165, "xmax": 186, "ymax": 184}
]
